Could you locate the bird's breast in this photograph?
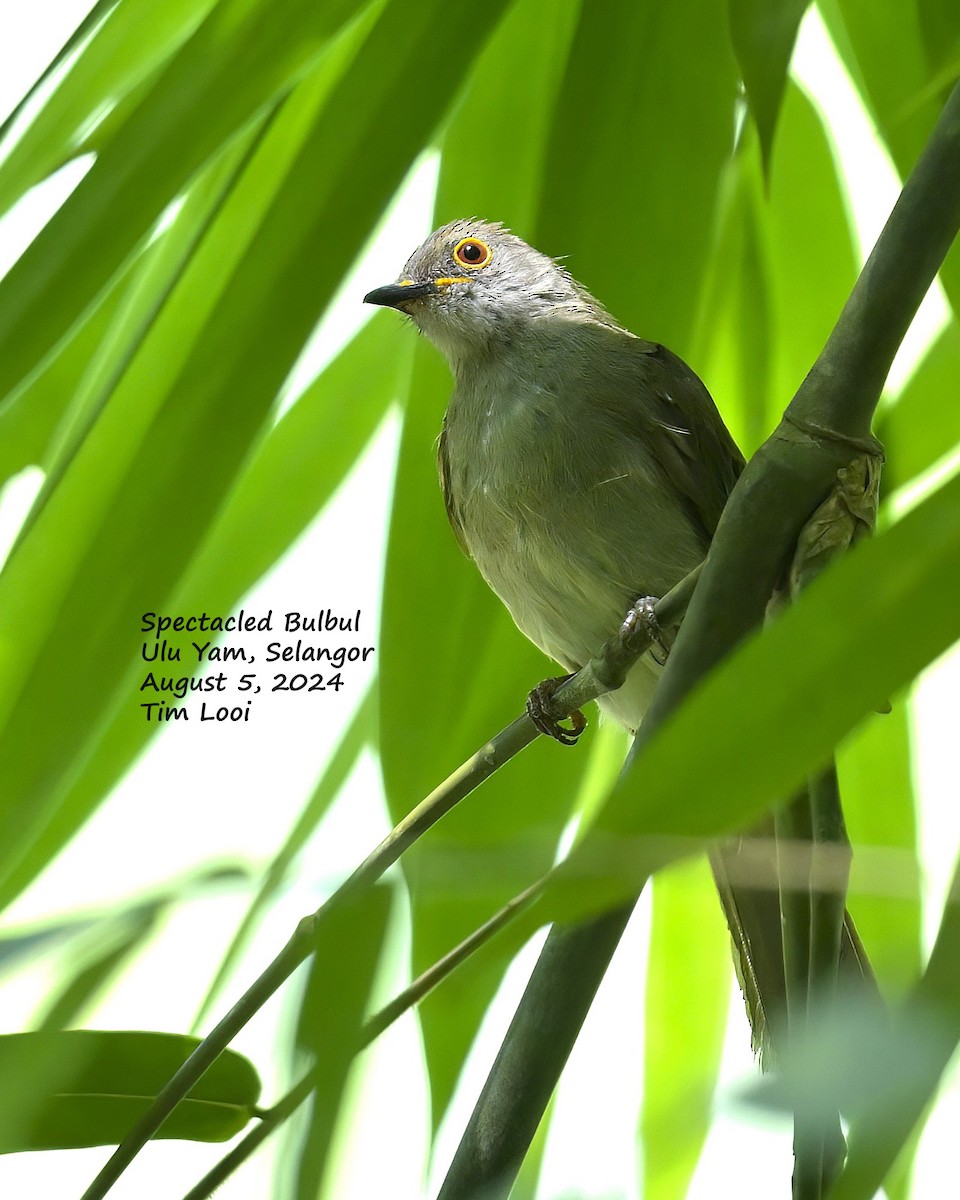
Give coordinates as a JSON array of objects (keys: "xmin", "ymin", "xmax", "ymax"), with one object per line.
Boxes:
[{"xmin": 441, "ymin": 358, "xmax": 707, "ymax": 731}]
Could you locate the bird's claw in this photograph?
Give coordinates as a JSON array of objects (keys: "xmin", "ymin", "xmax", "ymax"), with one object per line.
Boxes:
[
  {"xmin": 620, "ymin": 595, "xmax": 670, "ymax": 665},
  {"xmin": 526, "ymin": 675, "xmax": 587, "ymax": 746}
]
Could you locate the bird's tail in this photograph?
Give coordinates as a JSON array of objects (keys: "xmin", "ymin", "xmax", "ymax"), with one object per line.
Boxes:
[{"xmin": 709, "ymin": 815, "xmax": 876, "ymax": 1065}]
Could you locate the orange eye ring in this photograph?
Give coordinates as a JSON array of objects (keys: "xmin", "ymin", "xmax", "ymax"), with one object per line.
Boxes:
[{"xmin": 453, "ymin": 236, "xmax": 493, "ymax": 269}]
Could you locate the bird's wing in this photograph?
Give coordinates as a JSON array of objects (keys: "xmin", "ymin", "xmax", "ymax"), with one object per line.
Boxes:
[
  {"xmin": 710, "ymin": 827, "xmax": 879, "ymax": 1064},
  {"xmin": 436, "ymin": 423, "xmax": 470, "ymax": 555},
  {"xmin": 596, "ymin": 332, "xmax": 745, "ymax": 543},
  {"xmin": 635, "ymin": 340, "xmax": 745, "ymax": 540}
]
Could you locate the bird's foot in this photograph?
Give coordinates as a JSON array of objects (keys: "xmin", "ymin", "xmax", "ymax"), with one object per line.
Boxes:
[
  {"xmin": 620, "ymin": 595, "xmax": 669, "ymax": 665},
  {"xmin": 526, "ymin": 675, "xmax": 587, "ymax": 746}
]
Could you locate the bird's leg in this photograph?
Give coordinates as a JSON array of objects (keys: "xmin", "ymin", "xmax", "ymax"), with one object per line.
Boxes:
[
  {"xmin": 620, "ymin": 595, "xmax": 670, "ymax": 665},
  {"xmin": 525, "ymin": 675, "xmax": 587, "ymax": 746}
]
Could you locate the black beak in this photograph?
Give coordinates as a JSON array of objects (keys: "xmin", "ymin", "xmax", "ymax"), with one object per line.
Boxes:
[{"xmin": 363, "ymin": 280, "xmax": 436, "ymax": 309}]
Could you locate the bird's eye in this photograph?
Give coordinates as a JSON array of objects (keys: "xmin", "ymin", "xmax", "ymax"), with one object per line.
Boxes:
[{"xmin": 453, "ymin": 237, "xmax": 492, "ymax": 269}]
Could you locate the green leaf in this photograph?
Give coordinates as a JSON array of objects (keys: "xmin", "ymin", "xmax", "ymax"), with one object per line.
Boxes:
[
  {"xmin": 434, "ymin": 0, "xmax": 582, "ymax": 229},
  {"xmin": 918, "ymin": 0, "xmax": 960, "ymax": 76},
  {"xmin": 819, "ymin": 0, "xmax": 960, "ymax": 316},
  {"xmin": 0, "ymin": 261, "xmax": 131, "ymax": 487},
  {"xmin": 743, "ymin": 852, "xmax": 960, "ymax": 1199},
  {"xmin": 694, "ymin": 140, "xmax": 776, "ymax": 453},
  {"xmin": 0, "ymin": 919, "xmax": 95, "ymax": 975},
  {"xmin": 293, "ymin": 886, "xmax": 392, "ymax": 1199},
  {"xmin": 763, "ymin": 83, "xmax": 859, "ymax": 425},
  {"xmin": 838, "ymin": 704, "xmax": 922, "ymax": 1000},
  {"xmin": 727, "ymin": 0, "xmax": 810, "ymax": 175},
  {"xmin": 836, "ymin": 699, "xmax": 922, "ymax": 1200},
  {"xmin": 36, "ymin": 904, "xmax": 162, "ymax": 1032},
  {"xmin": 741, "ymin": 991, "xmax": 938, "ymax": 1122},
  {"xmin": 696, "ymin": 84, "xmax": 858, "ymax": 453},
  {"xmin": 0, "ymin": 1029, "xmax": 260, "ymax": 1152},
  {"xmin": 26, "ymin": 107, "xmax": 272, "ymax": 529},
  {"xmin": 33, "ymin": 866, "xmax": 247, "ymax": 1031},
  {"xmin": 832, "ymin": 855, "xmax": 960, "ymax": 1199},
  {"xmin": 0, "ymin": 0, "xmax": 113, "ymax": 148},
  {"xmin": 877, "ymin": 318, "xmax": 960, "ymax": 494},
  {"xmin": 536, "ymin": 0, "xmax": 739, "ymax": 355},
  {"xmin": 641, "ymin": 858, "xmax": 730, "ymax": 1200},
  {"xmin": 0, "ymin": 0, "xmax": 219, "ymax": 218},
  {"xmin": 0, "ymin": 0, "xmax": 370, "ymax": 405}
]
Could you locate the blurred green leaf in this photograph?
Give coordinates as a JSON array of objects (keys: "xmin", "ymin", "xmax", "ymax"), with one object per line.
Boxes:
[
  {"xmin": 536, "ymin": 0, "xmax": 739, "ymax": 355},
  {"xmin": 918, "ymin": 0, "xmax": 960, "ymax": 76},
  {"xmin": 29, "ymin": 105, "xmax": 273, "ymax": 524},
  {"xmin": 728, "ymin": 0, "xmax": 810, "ymax": 176},
  {"xmin": 35, "ymin": 903, "xmax": 162, "ymax": 1032},
  {"xmin": 0, "ymin": 863, "xmax": 244, "ymax": 1014},
  {"xmin": 436, "ymin": 0, "xmax": 582, "ymax": 232},
  {"xmin": 877, "ymin": 318, "xmax": 960, "ymax": 494},
  {"xmin": 0, "ymin": 262, "xmax": 130, "ymax": 486},
  {"xmin": 0, "ymin": 0, "xmax": 218, "ymax": 218},
  {"xmin": 695, "ymin": 141, "xmax": 775, "ymax": 453},
  {"xmin": 833, "ymin": 855, "xmax": 960, "ymax": 1199},
  {"xmin": 763, "ymin": 83, "xmax": 859, "ymax": 421},
  {"xmin": 0, "ymin": 919, "xmax": 95, "ymax": 974},
  {"xmin": 194, "ymin": 682, "xmax": 378, "ymax": 1030},
  {"xmin": 0, "ymin": 0, "xmax": 370, "ymax": 406},
  {"xmin": 35, "ymin": 862, "xmax": 249, "ymax": 1031},
  {"xmin": 0, "ymin": 1029, "xmax": 260, "ymax": 1151},
  {"xmin": 838, "ymin": 704, "xmax": 922, "ymax": 1000},
  {"xmin": 641, "ymin": 858, "xmax": 730, "ymax": 1200},
  {"xmin": 697, "ymin": 84, "xmax": 858, "ymax": 451},
  {"xmin": 293, "ymin": 885, "xmax": 391, "ymax": 1200},
  {"xmin": 837, "ymin": 698, "xmax": 922, "ymax": 1197},
  {"xmin": 741, "ymin": 990, "xmax": 936, "ymax": 1119},
  {"xmin": 819, "ymin": 0, "xmax": 960, "ymax": 315},
  {"xmin": 0, "ymin": 0, "xmax": 113, "ymax": 146}
]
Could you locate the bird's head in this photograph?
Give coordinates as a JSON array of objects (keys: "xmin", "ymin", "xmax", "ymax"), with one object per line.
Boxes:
[{"xmin": 363, "ymin": 219, "xmax": 608, "ymax": 367}]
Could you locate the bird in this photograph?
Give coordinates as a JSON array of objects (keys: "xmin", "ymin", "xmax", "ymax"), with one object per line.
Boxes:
[{"xmin": 364, "ymin": 217, "xmax": 872, "ymax": 1057}]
